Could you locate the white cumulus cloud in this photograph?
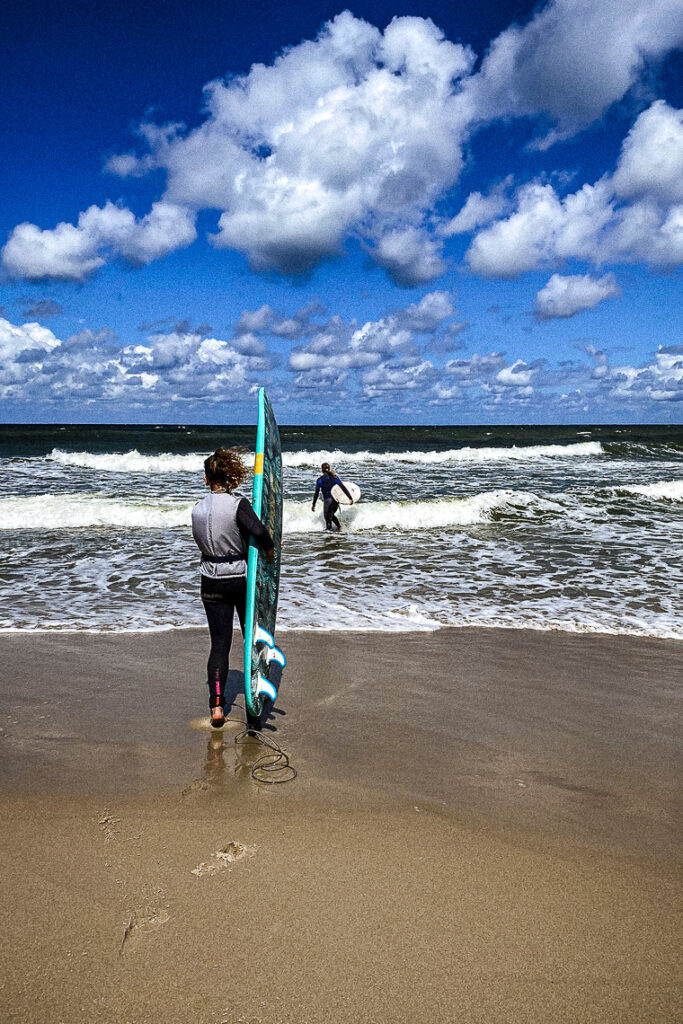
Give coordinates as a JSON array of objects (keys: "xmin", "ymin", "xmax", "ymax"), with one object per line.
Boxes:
[
  {"xmin": 145, "ymin": 12, "xmax": 472, "ymax": 281},
  {"xmin": 441, "ymin": 180, "xmax": 512, "ymax": 236},
  {"xmin": 0, "ymin": 318, "xmax": 60, "ymax": 359},
  {"xmin": 467, "ymin": 101, "xmax": 683, "ymax": 278},
  {"xmin": 534, "ymin": 272, "xmax": 622, "ymax": 320},
  {"xmin": 2, "ymin": 202, "xmax": 196, "ymax": 282},
  {"xmin": 2, "ymin": 5, "xmax": 682, "ymax": 287},
  {"xmin": 463, "ymin": 0, "xmax": 683, "ymax": 139},
  {"xmin": 611, "ymin": 100, "xmax": 683, "ymax": 203},
  {"xmin": 287, "ymin": 290, "xmax": 457, "ymax": 380}
]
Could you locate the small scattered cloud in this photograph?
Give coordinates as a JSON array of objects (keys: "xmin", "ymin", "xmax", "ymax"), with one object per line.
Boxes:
[
  {"xmin": 20, "ymin": 298, "xmax": 63, "ymax": 318},
  {"xmin": 369, "ymin": 227, "xmax": 446, "ymax": 288},
  {"xmin": 235, "ymin": 302, "xmax": 326, "ymax": 340},
  {"xmin": 0, "ymin": 316, "xmax": 266, "ymax": 405},
  {"xmin": 1, "ymin": 290, "xmax": 680, "ymax": 413},
  {"xmin": 287, "ymin": 291, "xmax": 457, "ymax": 382},
  {"xmin": 607, "ymin": 347, "xmax": 683, "ymax": 403},
  {"xmin": 441, "ymin": 178, "xmax": 512, "ymax": 236},
  {"xmin": 0, "ymin": 318, "xmax": 60, "ymax": 361},
  {"xmin": 496, "ymin": 359, "xmax": 540, "ymax": 387},
  {"xmin": 534, "ymin": 272, "xmax": 621, "ymax": 320}
]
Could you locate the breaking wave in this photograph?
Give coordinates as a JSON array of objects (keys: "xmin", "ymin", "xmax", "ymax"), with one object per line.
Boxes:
[
  {"xmin": 46, "ymin": 449, "xmax": 204, "ymax": 473},
  {"xmin": 281, "ymin": 441, "xmax": 604, "ymax": 467},
  {"xmin": 43, "ymin": 440, "xmax": 604, "ymax": 474},
  {"xmin": 1, "ymin": 480, "xmax": 678, "ymax": 533},
  {"xmin": 0, "ymin": 494, "xmax": 193, "ymax": 530},
  {"xmin": 284, "ymin": 491, "xmax": 559, "ymax": 532},
  {"xmin": 0, "ymin": 491, "xmax": 557, "ymax": 532},
  {"xmin": 606, "ymin": 480, "xmax": 683, "ymax": 502}
]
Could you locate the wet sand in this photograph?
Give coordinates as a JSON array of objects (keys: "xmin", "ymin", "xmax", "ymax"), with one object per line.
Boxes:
[{"xmin": 0, "ymin": 627, "xmax": 681, "ymax": 1023}]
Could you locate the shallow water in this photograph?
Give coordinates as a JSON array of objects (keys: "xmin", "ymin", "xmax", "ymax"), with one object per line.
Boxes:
[{"xmin": 1, "ymin": 423, "xmax": 681, "ymax": 637}]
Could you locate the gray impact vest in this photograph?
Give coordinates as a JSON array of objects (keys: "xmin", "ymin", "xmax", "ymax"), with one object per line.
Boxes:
[{"xmin": 191, "ymin": 491, "xmax": 248, "ymax": 579}]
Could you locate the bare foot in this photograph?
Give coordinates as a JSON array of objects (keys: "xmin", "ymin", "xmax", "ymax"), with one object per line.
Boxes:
[{"xmin": 210, "ymin": 707, "xmax": 225, "ymax": 728}]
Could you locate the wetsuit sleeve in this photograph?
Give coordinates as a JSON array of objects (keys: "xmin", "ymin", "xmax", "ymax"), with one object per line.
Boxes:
[
  {"xmin": 236, "ymin": 497, "xmax": 275, "ymax": 551},
  {"xmin": 312, "ymin": 478, "xmax": 321, "ymax": 508},
  {"xmin": 334, "ymin": 476, "xmax": 353, "ymax": 501}
]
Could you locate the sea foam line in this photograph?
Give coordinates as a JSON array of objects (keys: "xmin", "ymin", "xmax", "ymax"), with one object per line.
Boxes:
[
  {"xmin": 42, "ymin": 440, "xmax": 604, "ymax": 474},
  {"xmin": 605, "ymin": 480, "xmax": 683, "ymax": 502},
  {"xmin": 0, "ymin": 494, "xmax": 192, "ymax": 529},
  {"xmin": 282, "ymin": 441, "xmax": 604, "ymax": 467},
  {"xmin": 0, "ymin": 491, "xmax": 557, "ymax": 532},
  {"xmin": 46, "ymin": 448, "xmax": 203, "ymax": 473},
  {"xmin": 285, "ymin": 490, "xmax": 558, "ymax": 532},
  {"xmin": 4, "ymin": 481, "xmax": 677, "ymax": 533}
]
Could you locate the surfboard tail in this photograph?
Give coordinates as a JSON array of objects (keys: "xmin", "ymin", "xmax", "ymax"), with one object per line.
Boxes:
[
  {"xmin": 254, "ymin": 625, "xmax": 275, "ymax": 647},
  {"xmin": 267, "ymin": 646, "xmax": 286, "ymax": 668},
  {"xmin": 254, "ymin": 624, "xmax": 285, "ymax": 667},
  {"xmin": 256, "ymin": 675, "xmax": 278, "ymax": 703}
]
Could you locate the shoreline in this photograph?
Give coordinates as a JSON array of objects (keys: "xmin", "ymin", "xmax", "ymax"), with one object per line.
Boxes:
[
  {"xmin": 1, "ymin": 626, "xmax": 681, "ymax": 1022},
  {"xmin": 2, "ymin": 620, "xmax": 682, "ymax": 641},
  {"xmin": 1, "ymin": 626, "xmax": 680, "ymax": 856}
]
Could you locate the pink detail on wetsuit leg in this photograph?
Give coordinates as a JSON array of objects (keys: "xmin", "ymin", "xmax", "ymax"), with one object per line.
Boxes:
[{"xmin": 215, "ymin": 670, "xmax": 221, "ymax": 702}]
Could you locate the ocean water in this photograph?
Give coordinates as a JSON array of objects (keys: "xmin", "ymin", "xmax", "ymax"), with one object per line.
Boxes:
[{"xmin": 0, "ymin": 424, "xmax": 681, "ymax": 639}]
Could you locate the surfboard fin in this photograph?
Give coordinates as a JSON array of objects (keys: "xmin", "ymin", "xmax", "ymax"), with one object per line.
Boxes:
[
  {"xmin": 256, "ymin": 675, "xmax": 277, "ymax": 703},
  {"xmin": 254, "ymin": 625, "xmax": 275, "ymax": 647},
  {"xmin": 266, "ymin": 645, "xmax": 286, "ymax": 668}
]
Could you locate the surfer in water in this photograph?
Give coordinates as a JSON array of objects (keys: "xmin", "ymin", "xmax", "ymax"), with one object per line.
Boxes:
[
  {"xmin": 311, "ymin": 462, "xmax": 353, "ymax": 531},
  {"xmin": 192, "ymin": 448, "xmax": 274, "ymax": 728}
]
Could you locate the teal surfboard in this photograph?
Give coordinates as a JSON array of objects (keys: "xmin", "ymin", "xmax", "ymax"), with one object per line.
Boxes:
[{"xmin": 243, "ymin": 388, "xmax": 285, "ymax": 725}]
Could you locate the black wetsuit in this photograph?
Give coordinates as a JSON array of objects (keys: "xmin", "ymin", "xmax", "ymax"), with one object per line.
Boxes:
[
  {"xmin": 191, "ymin": 492, "xmax": 273, "ymax": 710},
  {"xmin": 312, "ymin": 473, "xmax": 352, "ymax": 530}
]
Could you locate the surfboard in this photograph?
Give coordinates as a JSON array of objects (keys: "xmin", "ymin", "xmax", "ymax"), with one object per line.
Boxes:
[
  {"xmin": 331, "ymin": 481, "xmax": 361, "ymax": 505},
  {"xmin": 243, "ymin": 388, "xmax": 286, "ymax": 727}
]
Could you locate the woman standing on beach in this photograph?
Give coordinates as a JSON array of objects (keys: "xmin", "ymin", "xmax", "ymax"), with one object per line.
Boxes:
[
  {"xmin": 192, "ymin": 448, "xmax": 274, "ymax": 727},
  {"xmin": 311, "ymin": 462, "xmax": 353, "ymax": 531}
]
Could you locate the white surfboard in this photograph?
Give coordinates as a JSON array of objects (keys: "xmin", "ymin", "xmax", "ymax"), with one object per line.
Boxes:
[{"xmin": 331, "ymin": 481, "xmax": 361, "ymax": 505}]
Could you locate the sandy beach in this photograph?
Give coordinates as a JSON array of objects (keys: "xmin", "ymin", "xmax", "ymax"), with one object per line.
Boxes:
[{"xmin": 1, "ymin": 627, "xmax": 681, "ymax": 1023}]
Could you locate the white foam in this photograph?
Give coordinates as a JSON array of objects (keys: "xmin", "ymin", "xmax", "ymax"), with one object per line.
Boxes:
[
  {"xmin": 7, "ymin": 483, "xmax": 681, "ymax": 534},
  {"xmin": 0, "ymin": 494, "xmax": 193, "ymax": 530},
  {"xmin": 0, "ymin": 490, "xmax": 557, "ymax": 532},
  {"xmin": 610, "ymin": 480, "xmax": 683, "ymax": 502},
  {"xmin": 282, "ymin": 441, "xmax": 603, "ymax": 468},
  {"xmin": 44, "ymin": 441, "xmax": 604, "ymax": 474},
  {"xmin": 46, "ymin": 448, "xmax": 205, "ymax": 473},
  {"xmin": 286, "ymin": 490, "xmax": 557, "ymax": 533}
]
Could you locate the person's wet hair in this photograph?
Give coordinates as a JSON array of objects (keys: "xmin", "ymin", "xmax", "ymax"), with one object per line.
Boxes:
[{"xmin": 204, "ymin": 448, "xmax": 248, "ymax": 491}]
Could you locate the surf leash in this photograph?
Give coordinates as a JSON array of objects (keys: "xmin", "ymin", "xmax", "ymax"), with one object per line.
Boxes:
[
  {"xmin": 234, "ymin": 726, "xmax": 297, "ymax": 784},
  {"xmin": 230, "ymin": 700, "xmax": 297, "ymax": 783}
]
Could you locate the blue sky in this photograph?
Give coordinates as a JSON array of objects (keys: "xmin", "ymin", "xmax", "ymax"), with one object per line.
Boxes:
[{"xmin": 1, "ymin": 0, "xmax": 681, "ymax": 424}]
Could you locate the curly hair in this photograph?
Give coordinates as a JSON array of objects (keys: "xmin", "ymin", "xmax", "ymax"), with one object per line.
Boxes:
[{"xmin": 204, "ymin": 447, "xmax": 248, "ymax": 491}]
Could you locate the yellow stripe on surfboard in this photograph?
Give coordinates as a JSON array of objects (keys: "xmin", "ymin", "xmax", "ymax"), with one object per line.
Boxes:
[{"xmin": 254, "ymin": 453, "xmax": 264, "ymax": 475}]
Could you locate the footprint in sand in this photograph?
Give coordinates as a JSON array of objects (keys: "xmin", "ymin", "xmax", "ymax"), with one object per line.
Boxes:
[
  {"xmin": 192, "ymin": 841, "xmax": 255, "ymax": 877},
  {"xmin": 181, "ymin": 778, "xmax": 210, "ymax": 796},
  {"xmin": 99, "ymin": 812, "xmax": 121, "ymax": 842},
  {"xmin": 119, "ymin": 906, "xmax": 170, "ymax": 954}
]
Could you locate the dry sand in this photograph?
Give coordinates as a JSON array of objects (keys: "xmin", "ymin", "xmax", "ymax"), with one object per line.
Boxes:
[{"xmin": 0, "ymin": 627, "xmax": 681, "ymax": 1023}]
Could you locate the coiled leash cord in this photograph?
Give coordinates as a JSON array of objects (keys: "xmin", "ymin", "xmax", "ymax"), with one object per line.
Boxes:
[
  {"xmin": 234, "ymin": 726, "xmax": 297, "ymax": 784},
  {"xmin": 228, "ymin": 699, "xmax": 297, "ymax": 783}
]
